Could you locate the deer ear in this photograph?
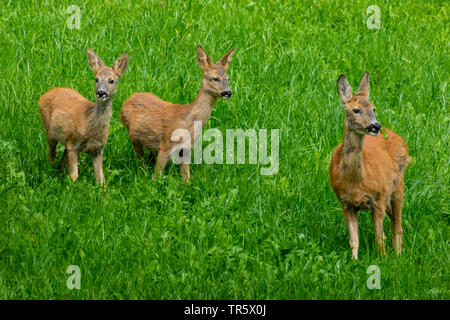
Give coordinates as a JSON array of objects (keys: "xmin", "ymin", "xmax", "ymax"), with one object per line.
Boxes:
[
  {"xmin": 113, "ymin": 53, "xmax": 129, "ymax": 77},
  {"xmin": 196, "ymin": 45, "xmax": 213, "ymax": 70},
  {"xmin": 337, "ymin": 75, "xmax": 353, "ymax": 104},
  {"xmin": 357, "ymin": 71, "xmax": 370, "ymax": 98},
  {"xmin": 87, "ymin": 48, "xmax": 105, "ymax": 74},
  {"xmin": 218, "ymin": 48, "xmax": 236, "ymax": 70}
]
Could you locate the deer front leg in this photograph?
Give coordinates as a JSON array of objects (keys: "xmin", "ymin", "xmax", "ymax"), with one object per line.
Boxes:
[
  {"xmin": 342, "ymin": 204, "xmax": 359, "ymax": 259},
  {"xmin": 92, "ymin": 149, "xmax": 105, "ymax": 185},
  {"xmin": 58, "ymin": 148, "xmax": 68, "ymax": 170},
  {"xmin": 47, "ymin": 139, "xmax": 57, "ymax": 165},
  {"xmin": 147, "ymin": 151, "xmax": 157, "ymax": 166},
  {"xmin": 132, "ymin": 141, "xmax": 145, "ymax": 162},
  {"xmin": 154, "ymin": 148, "xmax": 171, "ymax": 179},
  {"xmin": 180, "ymin": 163, "xmax": 190, "ymax": 183},
  {"xmin": 372, "ymin": 203, "xmax": 387, "ymax": 256},
  {"xmin": 67, "ymin": 148, "xmax": 79, "ymax": 182},
  {"xmin": 179, "ymin": 147, "xmax": 191, "ymax": 183}
]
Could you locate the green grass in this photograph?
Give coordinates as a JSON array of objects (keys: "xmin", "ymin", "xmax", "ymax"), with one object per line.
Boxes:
[{"xmin": 0, "ymin": 0, "xmax": 449, "ymax": 299}]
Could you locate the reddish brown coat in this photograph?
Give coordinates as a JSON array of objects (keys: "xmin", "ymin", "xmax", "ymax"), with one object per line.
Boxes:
[
  {"xmin": 120, "ymin": 46, "xmax": 235, "ymax": 181},
  {"xmin": 39, "ymin": 49, "xmax": 128, "ymax": 184},
  {"xmin": 329, "ymin": 72, "xmax": 411, "ymax": 259}
]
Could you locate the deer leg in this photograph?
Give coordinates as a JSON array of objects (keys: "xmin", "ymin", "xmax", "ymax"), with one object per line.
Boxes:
[
  {"xmin": 371, "ymin": 203, "xmax": 387, "ymax": 256},
  {"xmin": 180, "ymin": 163, "xmax": 190, "ymax": 183},
  {"xmin": 47, "ymin": 139, "xmax": 57, "ymax": 165},
  {"xmin": 91, "ymin": 149, "xmax": 105, "ymax": 185},
  {"xmin": 147, "ymin": 150, "xmax": 157, "ymax": 166},
  {"xmin": 154, "ymin": 149, "xmax": 171, "ymax": 179},
  {"xmin": 391, "ymin": 181, "xmax": 405, "ymax": 255},
  {"xmin": 386, "ymin": 201, "xmax": 395, "ymax": 248},
  {"xmin": 58, "ymin": 148, "xmax": 68, "ymax": 170},
  {"xmin": 386, "ymin": 202, "xmax": 393, "ymax": 220},
  {"xmin": 67, "ymin": 148, "xmax": 79, "ymax": 182},
  {"xmin": 178, "ymin": 147, "xmax": 191, "ymax": 183},
  {"xmin": 342, "ymin": 205, "xmax": 359, "ymax": 259},
  {"xmin": 132, "ymin": 141, "xmax": 145, "ymax": 162}
]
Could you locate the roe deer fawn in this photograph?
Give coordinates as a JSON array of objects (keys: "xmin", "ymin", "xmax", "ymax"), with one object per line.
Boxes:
[
  {"xmin": 329, "ymin": 72, "xmax": 411, "ymax": 259},
  {"xmin": 39, "ymin": 48, "xmax": 129, "ymax": 184},
  {"xmin": 120, "ymin": 45, "xmax": 235, "ymax": 182}
]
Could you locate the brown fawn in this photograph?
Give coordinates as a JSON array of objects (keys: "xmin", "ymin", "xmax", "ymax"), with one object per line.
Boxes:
[
  {"xmin": 39, "ymin": 48, "xmax": 129, "ymax": 184},
  {"xmin": 120, "ymin": 45, "xmax": 235, "ymax": 181},
  {"xmin": 329, "ymin": 72, "xmax": 411, "ymax": 259}
]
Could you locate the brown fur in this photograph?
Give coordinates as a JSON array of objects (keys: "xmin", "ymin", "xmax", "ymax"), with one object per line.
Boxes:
[
  {"xmin": 120, "ymin": 45, "xmax": 235, "ymax": 181},
  {"xmin": 39, "ymin": 48, "xmax": 129, "ymax": 184},
  {"xmin": 329, "ymin": 72, "xmax": 411, "ymax": 259}
]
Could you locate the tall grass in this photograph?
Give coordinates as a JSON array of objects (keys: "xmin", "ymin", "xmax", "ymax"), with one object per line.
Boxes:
[{"xmin": 0, "ymin": 0, "xmax": 448, "ymax": 299}]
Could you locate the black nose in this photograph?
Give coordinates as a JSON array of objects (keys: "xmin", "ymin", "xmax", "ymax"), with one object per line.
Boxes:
[
  {"xmin": 221, "ymin": 91, "xmax": 232, "ymax": 98},
  {"xmin": 97, "ymin": 91, "xmax": 108, "ymax": 98},
  {"xmin": 373, "ymin": 122, "xmax": 381, "ymax": 131},
  {"xmin": 367, "ymin": 122, "xmax": 381, "ymax": 132}
]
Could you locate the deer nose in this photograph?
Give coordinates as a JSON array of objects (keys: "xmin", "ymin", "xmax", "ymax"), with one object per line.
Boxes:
[
  {"xmin": 366, "ymin": 122, "xmax": 381, "ymax": 136},
  {"xmin": 221, "ymin": 91, "xmax": 232, "ymax": 99},
  {"xmin": 97, "ymin": 91, "xmax": 108, "ymax": 99},
  {"xmin": 374, "ymin": 122, "xmax": 381, "ymax": 131}
]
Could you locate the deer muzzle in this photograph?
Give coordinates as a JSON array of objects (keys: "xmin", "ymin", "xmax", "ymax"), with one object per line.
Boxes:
[
  {"xmin": 366, "ymin": 122, "xmax": 381, "ymax": 136},
  {"xmin": 221, "ymin": 90, "xmax": 232, "ymax": 99},
  {"xmin": 97, "ymin": 90, "xmax": 108, "ymax": 100}
]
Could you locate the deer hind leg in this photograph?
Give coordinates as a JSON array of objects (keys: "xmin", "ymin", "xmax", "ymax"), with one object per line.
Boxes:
[
  {"xmin": 342, "ymin": 205, "xmax": 359, "ymax": 259},
  {"xmin": 386, "ymin": 201, "xmax": 395, "ymax": 248},
  {"xmin": 391, "ymin": 181, "xmax": 405, "ymax": 255},
  {"xmin": 371, "ymin": 203, "xmax": 387, "ymax": 256}
]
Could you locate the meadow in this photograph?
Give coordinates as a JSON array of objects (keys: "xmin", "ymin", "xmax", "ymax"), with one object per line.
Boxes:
[{"xmin": 0, "ymin": 0, "xmax": 448, "ymax": 299}]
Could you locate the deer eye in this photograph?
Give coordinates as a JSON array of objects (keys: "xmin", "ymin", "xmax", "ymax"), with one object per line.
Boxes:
[
  {"xmin": 108, "ymin": 79, "xmax": 114, "ymax": 84},
  {"xmin": 212, "ymin": 77, "xmax": 219, "ymax": 82},
  {"xmin": 353, "ymin": 109, "xmax": 361, "ymax": 114},
  {"xmin": 95, "ymin": 78, "xmax": 99, "ymax": 83},
  {"xmin": 373, "ymin": 108, "xmax": 376, "ymax": 113}
]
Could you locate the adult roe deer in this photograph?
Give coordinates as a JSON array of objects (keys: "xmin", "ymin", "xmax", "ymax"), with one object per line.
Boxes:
[
  {"xmin": 39, "ymin": 48, "xmax": 129, "ymax": 184},
  {"xmin": 120, "ymin": 45, "xmax": 235, "ymax": 182},
  {"xmin": 329, "ymin": 72, "xmax": 411, "ymax": 259}
]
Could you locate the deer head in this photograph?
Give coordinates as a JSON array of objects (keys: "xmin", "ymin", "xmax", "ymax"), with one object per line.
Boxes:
[
  {"xmin": 196, "ymin": 45, "xmax": 235, "ymax": 100},
  {"xmin": 337, "ymin": 72, "xmax": 381, "ymax": 136},
  {"xmin": 87, "ymin": 48, "xmax": 129, "ymax": 101}
]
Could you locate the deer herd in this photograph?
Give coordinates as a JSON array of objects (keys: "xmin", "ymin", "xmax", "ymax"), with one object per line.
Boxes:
[{"xmin": 38, "ymin": 46, "xmax": 411, "ymax": 258}]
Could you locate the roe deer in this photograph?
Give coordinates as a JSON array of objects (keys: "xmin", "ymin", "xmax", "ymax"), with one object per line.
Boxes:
[
  {"xmin": 120, "ymin": 45, "xmax": 235, "ymax": 182},
  {"xmin": 39, "ymin": 48, "xmax": 129, "ymax": 184},
  {"xmin": 329, "ymin": 72, "xmax": 411, "ymax": 259}
]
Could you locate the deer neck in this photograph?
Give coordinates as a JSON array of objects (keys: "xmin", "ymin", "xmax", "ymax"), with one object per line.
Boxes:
[
  {"xmin": 93, "ymin": 98, "xmax": 113, "ymax": 128},
  {"xmin": 189, "ymin": 82, "xmax": 217, "ymax": 127},
  {"xmin": 341, "ymin": 122, "xmax": 365, "ymax": 181}
]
